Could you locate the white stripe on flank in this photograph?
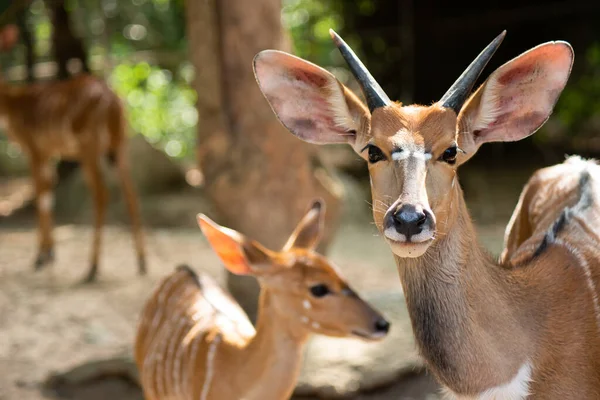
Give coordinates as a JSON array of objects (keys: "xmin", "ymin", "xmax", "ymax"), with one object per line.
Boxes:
[
  {"xmin": 200, "ymin": 334, "xmax": 222, "ymax": 400},
  {"xmin": 554, "ymin": 238, "xmax": 600, "ymax": 332},
  {"xmin": 144, "ymin": 273, "xmax": 187, "ymax": 349},
  {"xmin": 141, "ymin": 274, "xmax": 193, "ymax": 398},
  {"xmin": 167, "ymin": 317, "xmax": 189, "ymax": 398},
  {"xmin": 142, "ymin": 285, "xmax": 195, "ymax": 384},
  {"xmin": 186, "ymin": 327, "xmax": 204, "ymax": 399}
]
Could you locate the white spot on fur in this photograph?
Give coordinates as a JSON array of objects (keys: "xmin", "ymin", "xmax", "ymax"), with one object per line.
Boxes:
[
  {"xmin": 303, "ymin": 300, "xmax": 312, "ymax": 310},
  {"xmin": 200, "ymin": 334, "xmax": 221, "ymax": 400},
  {"xmin": 298, "ymin": 256, "xmax": 314, "ymax": 266},
  {"xmin": 311, "ymin": 321, "xmax": 320, "ymax": 329},
  {"xmin": 301, "ymin": 316, "xmax": 309, "ymax": 324},
  {"xmin": 443, "ymin": 362, "xmax": 533, "ymax": 400},
  {"xmin": 402, "ymin": 105, "xmax": 421, "ymax": 117},
  {"xmin": 38, "ymin": 192, "xmax": 54, "ymax": 211}
]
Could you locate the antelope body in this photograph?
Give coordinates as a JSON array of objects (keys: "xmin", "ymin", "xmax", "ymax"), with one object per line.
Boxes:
[
  {"xmin": 0, "ymin": 74, "xmax": 146, "ymax": 281},
  {"xmin": 135, "ymin": 200, "xmax": 389, "ymax": 400},
  {"xmin": 254, "ymin": 30, "xmax": 600, "ymax": 398}
]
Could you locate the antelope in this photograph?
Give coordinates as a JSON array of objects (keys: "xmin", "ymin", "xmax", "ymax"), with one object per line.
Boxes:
[
  {"xmin": 254, "ymin": 30, "xmax": 600, "ymax": 398},
  {"xmin": 0, "ymin": 74, "xmax": 146, "ymax": 282},
  {"xmin": 134, "ymin": 199, "xmax": 390, "ymax": 400}
]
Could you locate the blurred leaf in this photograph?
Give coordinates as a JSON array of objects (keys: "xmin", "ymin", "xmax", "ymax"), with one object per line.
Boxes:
[
  {"xmin": 109, "ymin": 62, "xmax": 196, "ymax": 159},
  {"xmin": 550, "ymin": 42, "xmax": 600, "ymax": 145}
]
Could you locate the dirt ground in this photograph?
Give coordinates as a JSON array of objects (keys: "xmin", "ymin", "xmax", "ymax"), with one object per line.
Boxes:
[{"xmin": 0, "ymin": 168, "xmax": 517, "ymax": 400}]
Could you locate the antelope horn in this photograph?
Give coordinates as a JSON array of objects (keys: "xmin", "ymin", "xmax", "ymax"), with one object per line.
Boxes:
[
  {"xmin": 440, "ymin": 31, "xmax": 507, "ymax": 114},
  {"xmin": 329, "ymin": 29, "xmax": 392, "ymax": 113}
]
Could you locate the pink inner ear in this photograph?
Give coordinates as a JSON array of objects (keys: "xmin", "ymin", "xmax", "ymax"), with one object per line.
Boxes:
[
  {"xmin": 496, "ymin": 63, "xmax": 537, "ymax": 86},
  {"xmin": 254, "ymin": 51, "xmax": 353, "ymax": 145},
  {"xmin": 471, "ymin": 42, "xmax": 573, "ymax": 144},
  {"xmin": 198, "ymin": 218, "xmax": 252, "ymax": 276},
  {"xmin": 290, "ymin": 67, "xmax": 329, "ymax": 87}
]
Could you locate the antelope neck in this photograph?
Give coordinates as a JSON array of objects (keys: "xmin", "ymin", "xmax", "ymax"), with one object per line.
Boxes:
[
  {"xmin": 394, "ymin": 185, "xmax": 535, "ymax": 394},
  {"xmin": 224, "ymin": 290, "xmax": 308, "ymax": 399}
]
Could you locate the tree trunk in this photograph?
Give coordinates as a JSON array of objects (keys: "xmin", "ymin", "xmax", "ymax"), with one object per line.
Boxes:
[
  {"xmin": 14, "ymin": 3, "xmax": 34, "ymax": 83},
  {"xmin": 47, "ymin": 0, "xmax": 90, "ymax": 182},
  {"xmin": 47, "ymin": 0, "xmax": 90, "ymax": 79},
  {"xmin": 185, "ymin": 0, "xmax": 344, "ymax": 322}
]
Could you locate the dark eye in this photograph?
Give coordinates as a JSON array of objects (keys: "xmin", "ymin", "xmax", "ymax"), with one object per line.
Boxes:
[
  {"xmin": 367, "ymin": 145, "xmax": 386, "ymax": 164},
  {"xmin": 309, "ymin": 284, "xmax": 330, "ymax": 298},
  {"xmin": 440, "ymin": 145, "xmax": 458, "ymax": 164}
]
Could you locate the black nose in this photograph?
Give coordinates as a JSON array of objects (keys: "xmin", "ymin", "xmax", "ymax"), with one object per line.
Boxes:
[
  {"xmin": 392, "ymin": 204, "xmax": 427, "ymax": 238},
  {"xmin": 374, "ymin": 318, "xmax": 390, "ymax": 333}
]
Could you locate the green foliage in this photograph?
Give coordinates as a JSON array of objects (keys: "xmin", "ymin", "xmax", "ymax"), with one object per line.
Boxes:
[
  {"xmin": 109, "ymin": 61, "xmax": 197, "ymax": 159},
  {"xmin": 28, "ymin": 0, "xmax": 52, "ymax": 60},
  {"xmin": 281, "ymin": 0, "xmax": 374, "ymax": 88},
  {"xmin": 553, "ymin": 43, "xmax": 600, "ymax": 136},
  {"xmin": 282, "ymin": 0, "xmax": 343, "ymax": 67}
]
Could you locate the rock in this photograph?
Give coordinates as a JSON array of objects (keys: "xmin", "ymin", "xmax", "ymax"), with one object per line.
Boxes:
[{"xmin": 295, "ymin": 290, "xmax": 423, "ymax": 398}]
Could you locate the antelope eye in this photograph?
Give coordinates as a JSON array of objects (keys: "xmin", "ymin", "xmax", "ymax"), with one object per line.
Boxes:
[
  {"xmin": 309, "ymin": 284, "xmax": 330, "ymax": 298},
  {"xmin": 367, "ymin": 145, "xmax": 386, "ymax": 164},
  {"xmin": 441, "ymin": 146, "xmax": 458, "ymax": 164}
]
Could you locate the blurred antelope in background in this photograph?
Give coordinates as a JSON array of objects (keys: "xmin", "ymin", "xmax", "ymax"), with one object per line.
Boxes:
[
  {"xmin": 254, "ymin": 30, "xmax": 600, "ymax": 398},
  {"xmin": 134, "ymin": 199, "xmax": 390, "ymax": 400},
  {"xmin": 0, "ymin": 74, "xmax": 146, "ymax": 282}
]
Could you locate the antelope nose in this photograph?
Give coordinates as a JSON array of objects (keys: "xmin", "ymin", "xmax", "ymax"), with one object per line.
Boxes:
[
  {"xmin": 392, "ymin": 204, "xmax": 427, "ymax": 238},
  {"xmin": 374, "ymin": 318, "xmax": 390, "ymax": 333}
]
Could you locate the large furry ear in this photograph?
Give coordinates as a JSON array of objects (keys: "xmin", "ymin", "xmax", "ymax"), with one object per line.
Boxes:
[
  {"xmin": 282, "ymin": 199, "xmax": 325, "ymax": 251},
  {"xmin": 253, "ymin": 50, "xmax": 369, "ymax": 149},
  {"xmin": 197, "ymin": 214, "xmax": 272, "ymax": 276},
  {"xmin": 457, "ymin": 41, "xmax": 573, "ymax": 160}
]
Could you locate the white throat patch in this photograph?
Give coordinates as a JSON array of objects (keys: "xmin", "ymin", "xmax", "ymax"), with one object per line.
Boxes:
[{"xmin": 442, "ymin": 362, "xmax": 533, "ymax": 400}]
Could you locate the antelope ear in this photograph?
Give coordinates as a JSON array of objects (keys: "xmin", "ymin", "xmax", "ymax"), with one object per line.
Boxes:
[
  {"xmin": 282, "ymin": 199, "xmax": 325, "ymax": 251},
  {"xmin": 197, "ymin": 214, "xmax": 271, "ymax": 276},
  {"xmin": 253, "ymin": 50, "xmax": 369, "ymax": 149},
  {"xmin": 457, "ymin": 41, "xmax": 573, "ymax": 159}
]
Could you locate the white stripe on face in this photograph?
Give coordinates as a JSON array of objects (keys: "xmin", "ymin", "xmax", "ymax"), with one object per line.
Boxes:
[
  {"xmin": 391, "ymin": 150, "xmax": 432, "ymax": 161},
  {"xmin": 390, "ymin": 130, "xmax": 432, "ymax": 163}
]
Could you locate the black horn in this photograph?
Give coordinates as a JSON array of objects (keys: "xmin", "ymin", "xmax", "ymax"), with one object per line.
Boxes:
[
  {"xmin": 329, "ymin": 29, "xmax": 391, "ymax": 113},
  {"xmin": 440, "ymin": 31, "xmax": 507, "ymax": 114}
]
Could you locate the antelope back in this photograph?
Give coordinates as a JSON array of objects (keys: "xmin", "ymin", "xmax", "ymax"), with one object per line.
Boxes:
[{"xmin": 134, "ymin": 265, "xmax": 254, "ymax": 400}]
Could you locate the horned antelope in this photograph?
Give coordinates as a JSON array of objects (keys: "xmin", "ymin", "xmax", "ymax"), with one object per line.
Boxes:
[
  {"xmin": 0, "ymin": 74, "xmax": 146, "ymax": 282},
  {"xmin": 134, "ymin": 199, "xmax": 390, "ymax": 400},
  {"xmin": 253, "ymin": 31, "xmax": 600, "ymax": 398}
]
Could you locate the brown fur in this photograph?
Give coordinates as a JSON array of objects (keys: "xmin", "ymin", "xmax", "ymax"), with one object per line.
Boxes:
[
  {"xmin": 0, "ymin": 74, "xmax": 146, "ymax": 281},
  {"xmin": 135, "ymin": 201, "xmax": 388, "ymax": 400},
  {"xmin": 253, "ymin": 41, "xmax": 600, "ymax": 397}
]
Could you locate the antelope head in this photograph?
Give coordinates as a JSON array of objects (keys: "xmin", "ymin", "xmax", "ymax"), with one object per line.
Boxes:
[
  {"xmin": 198, "ymin": 199, "xmax": 390, "ymax": 340},
  {"xmin": 253, "ymin": 31, "xmax": 573, "ymax": 258}
]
